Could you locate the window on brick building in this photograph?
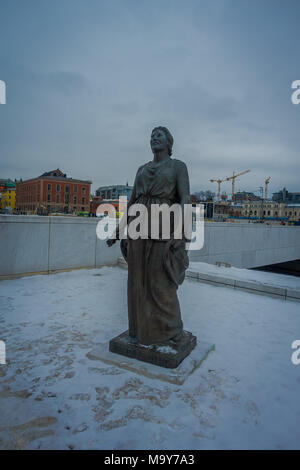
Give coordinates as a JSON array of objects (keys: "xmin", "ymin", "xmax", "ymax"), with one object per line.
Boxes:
[
  {"xmin": 74, "ymin": 186, "xmax": 77, "ymax": 192},
  {"xmin": 65, "ymin": 186, "xmax": 69, "ymax": 193},
  {"xmin": 74, "ymin": 196, "xmax": 77, "ymax": 204},
  {"xmin": 82, "ymin": 197, "xmax": 85, "ymax": 205},
  {"xmin": 56, "ymin": 194, "xmax": 60, "ymax": 203},
  {"xmin": 47, "ymin": 194, "xmax": 51, "ymax": 202},
  {"xmin": 82, "ymin": 187, "xmax": 86, "ymax": 193},
  {"xmin": 56, "ymin": 184, "xmax": 60, "ymax": 191},
  {"xmin": 47, "ymin": 184, "xmax": 52, "ymax": 191}
]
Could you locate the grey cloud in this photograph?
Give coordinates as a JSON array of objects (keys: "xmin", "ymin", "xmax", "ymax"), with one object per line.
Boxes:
[{"xmin": 0, "ymin": 0, "xmax": 299, "ymax": 196}]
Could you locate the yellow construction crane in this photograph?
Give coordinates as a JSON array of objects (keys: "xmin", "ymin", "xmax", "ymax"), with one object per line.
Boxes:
[
  {"xmin": 226, "ymin": 169, "xmax": 251, "ymax": 199},
  {"xmin": 210, "ymin": 177, "xmax": 228, "ymax": 201},
  {"xmin": 265, "ymin": 176, "xmax": 271, "ymax": 200}
]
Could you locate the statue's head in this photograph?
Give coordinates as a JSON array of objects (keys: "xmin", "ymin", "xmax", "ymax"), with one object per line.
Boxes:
[{"xmin": 150, "ymin": 126, "xmax": 174, "ymax": 156}]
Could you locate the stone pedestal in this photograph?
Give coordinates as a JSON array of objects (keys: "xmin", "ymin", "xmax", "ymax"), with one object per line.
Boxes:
[
  {"xmin": 87, "ymin": 337, "xmax": 214, "ymax": 385},
  {"xmin": 109, "ymin": 330, "xmax": 197, "ymax": 369}
]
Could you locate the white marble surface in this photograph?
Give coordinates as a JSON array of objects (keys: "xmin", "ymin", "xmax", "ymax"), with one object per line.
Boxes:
[{"xmin": 0, "ymin": 266, "xmax": 300, "ymax": 449}]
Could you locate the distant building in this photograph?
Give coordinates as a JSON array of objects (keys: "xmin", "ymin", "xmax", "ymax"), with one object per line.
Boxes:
[
  {"xmin": 15, "ymin": 169, "xmax": 92, "ymax": 215},
  {"xmin": 282, "ymin": 204, "xmax": 300, "ymax": 222},
  {"xmin": 191, "ymin": 196, "xmax": 214, "ymax": 219},
  {"xmin": 90, "ymin": 195, "xmax": 103, "ymax": 216},
  {"xmin": 228, "ymin": 203, "xmax": 243, "ymax": 218},
  {"xmin": 0, "ymin": 179, "xmax": 16, "ymax": 213},
  {"xmin": 242, "ymin": 201, "xmax": 300, "ymax": 222},
  {"xmin": 232, "ymin": 191, "xmax": 261, "ymax": 203},
  {"xmin": 272, "ymin": 188, "xmax": 300, "ymax": 204},
  {"xmin": 95, "ymin": 184, "xmax": 133, "ymax": 201},
  {"xmin": 213, "ymin": 202, "xmax": 243, "ymax": 221}
]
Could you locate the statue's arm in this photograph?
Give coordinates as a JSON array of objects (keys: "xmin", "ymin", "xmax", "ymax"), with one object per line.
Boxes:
[
  {"xmin": 176, "ymin": 160, "xmax": 191, "ymax": 242},
  {"xmin": 127, "ymin": 179, "xmax": 138, "ymax": 210},
  {"xmin": 176, "ymin": 160, "xmax": 190, "ymax": 205}
]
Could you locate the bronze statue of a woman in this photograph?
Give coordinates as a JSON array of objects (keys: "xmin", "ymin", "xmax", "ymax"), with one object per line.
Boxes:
[{"xmin": 107, "ymin": 126, "xmax": 196, "ymax": 368}]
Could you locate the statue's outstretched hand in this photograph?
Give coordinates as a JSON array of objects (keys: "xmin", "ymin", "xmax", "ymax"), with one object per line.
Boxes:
[{"xmin": 106, "ymin": 238, "xmax": 117, "ymax": 247}]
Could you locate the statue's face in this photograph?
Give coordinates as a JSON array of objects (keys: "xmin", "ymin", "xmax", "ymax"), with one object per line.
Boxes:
[{"xmin": 150, "ymin": 128, "xmax": 168, "ymax": 153}]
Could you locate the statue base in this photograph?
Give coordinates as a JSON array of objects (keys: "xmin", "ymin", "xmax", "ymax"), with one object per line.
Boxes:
[{"xmin": 109, "ymin": 330, "xmax": 197, "ymax": 369}]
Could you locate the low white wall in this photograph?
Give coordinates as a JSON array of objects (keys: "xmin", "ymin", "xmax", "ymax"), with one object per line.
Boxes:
[
  {"xmin": 189, "ymin": 222, "xmax": 300, "ymax": 268},
  {"xmin": 0, "ymin": 215, "xmax": 120, "ymax": 278},
  {"xmin": 1, "ymin": 217, "xmax": 300, "ymax": 278}
]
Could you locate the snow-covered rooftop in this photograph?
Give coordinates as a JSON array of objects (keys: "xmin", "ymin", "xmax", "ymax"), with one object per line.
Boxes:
[{"xmin": 0, "ymin": 266, "xmax": 300, "ymax": 449}]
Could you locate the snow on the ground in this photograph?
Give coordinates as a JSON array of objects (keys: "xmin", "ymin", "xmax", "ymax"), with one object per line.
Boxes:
[
  {"xmin": 189, "ymin": 261, "xmax": 300, "ymax": 290},
  {"xmin": 0, "ymin": 266, "xmax": 299, "ymax": 450}
]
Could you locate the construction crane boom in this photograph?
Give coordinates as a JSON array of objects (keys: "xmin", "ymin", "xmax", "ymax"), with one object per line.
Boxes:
[
  {"xmin": 265, "ymin": 176, "xmax": 271, "ymax": 200},
  {"xmin": 210, "ymin": 177, "xmax": 227, "ymax": 201},
  {"xmin": 226, "ymin": 169, "xmax": 251, "ymax": 199}
]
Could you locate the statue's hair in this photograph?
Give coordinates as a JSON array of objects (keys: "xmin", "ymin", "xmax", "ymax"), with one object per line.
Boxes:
[{"xmin": 151, "ymin": 126, "xmax": 174, "ymax": 156}]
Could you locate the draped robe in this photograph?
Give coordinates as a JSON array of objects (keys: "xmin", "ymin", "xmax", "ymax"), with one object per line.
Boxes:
[{"xmin": 121, "ymin": 157, "xmax": 190, "ymax": 346}]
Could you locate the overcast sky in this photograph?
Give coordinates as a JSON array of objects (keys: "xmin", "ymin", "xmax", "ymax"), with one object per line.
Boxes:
[{"xmin": 1, "ymin": 0, "xmax": 300, "ymax": 196}]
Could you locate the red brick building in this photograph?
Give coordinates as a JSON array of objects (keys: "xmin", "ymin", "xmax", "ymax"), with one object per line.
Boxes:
[
  {"xmin": 16, "ymin": 169, "xmax": 92, "ymax": 215},
  {"xmin": 90, "ymin": 195, "xmax": 104, "ymax": 216}
]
